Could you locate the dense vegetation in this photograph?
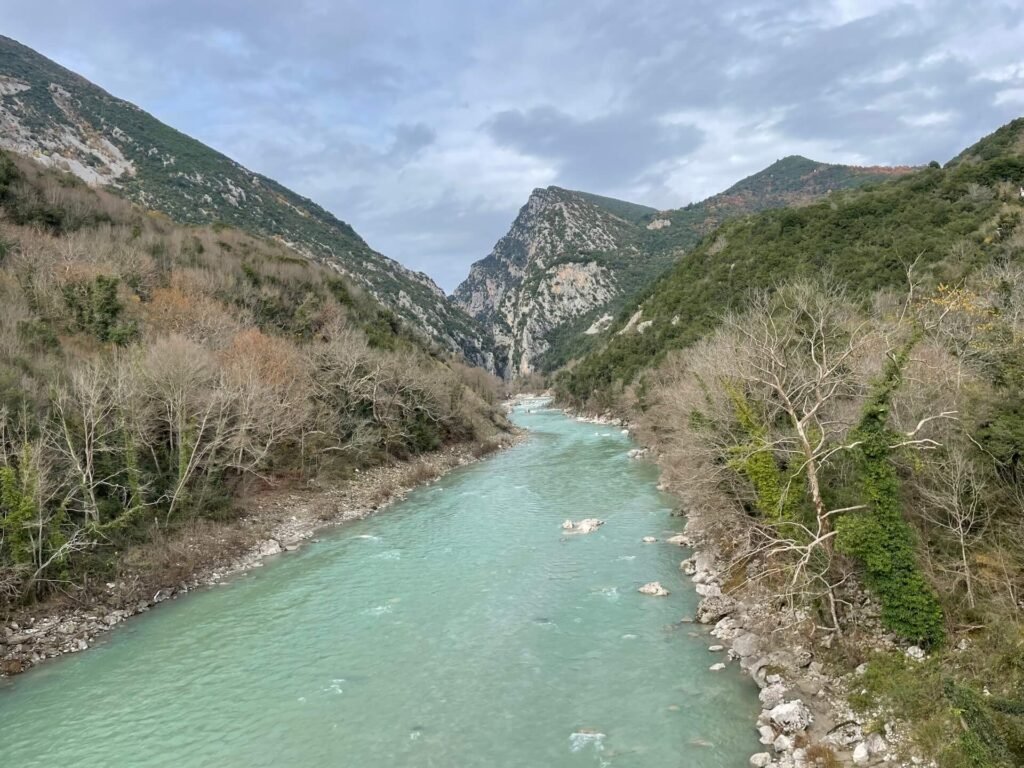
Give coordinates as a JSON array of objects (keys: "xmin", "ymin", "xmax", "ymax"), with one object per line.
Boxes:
[
  {"xmin": 0, "ymin": 151, "xmax": 507, "ymax": 612},
  {"xmin": 557, "ymin": 127, "xmax": 1023, "ymax": 408},
  {"xmin": 634, "ymin": 276, "xmax": 1024, "ymax": 765},
  {"xmin": 556, "ymin": 118, "xmax": 1024, "ymax": 766}
]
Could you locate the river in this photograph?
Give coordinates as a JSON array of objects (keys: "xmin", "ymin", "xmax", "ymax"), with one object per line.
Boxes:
[{"xmin": 0, "ymin": 399, "xmax": 759, "ymax": 767}]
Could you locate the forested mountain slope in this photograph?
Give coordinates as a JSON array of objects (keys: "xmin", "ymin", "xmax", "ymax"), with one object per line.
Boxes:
[
  {"xmin": 558, "ymin": 120, "xmax": 1024, "ymax": 408},
  {"xmin": 0, "ymin": 35, "xmax": 491, "ymax": 365},
  {"xmin": 0, "ymin": 149, "xmax": 506, "ymax": 611}
]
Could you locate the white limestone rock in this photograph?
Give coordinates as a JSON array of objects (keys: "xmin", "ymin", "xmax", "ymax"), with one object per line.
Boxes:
[
  {"xmin": 562, "ymin": 518, "xmax": 604, "ymax": 534},
  {"xmin": 638, "ymin": 581, "xmax": 669, "ymax": 597},
  {"xmin": 257, "ymin": 539, "xmax": 282, "ymax": 557},
  {"xmin": 768, "ymin": 700, "xmax": 813, "ymax": 734}
]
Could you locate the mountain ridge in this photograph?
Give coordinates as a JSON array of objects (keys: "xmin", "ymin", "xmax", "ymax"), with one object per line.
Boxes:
[
  {"xmin": 557, "ymin": 117, "xmax": 1024, "ymax": 407},
  {"xmin": 0, "ymin": 34, "xmax": 491, "ymax": 365},
  {"xmin": 454, "ymin": 156, "xmax": 915, "ymax": 377}
]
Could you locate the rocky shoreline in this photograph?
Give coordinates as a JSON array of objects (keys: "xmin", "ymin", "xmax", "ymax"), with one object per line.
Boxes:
[
  {"xmin": 1, "ymin": 433, "xmax": 521, "ymax": 679},
  {"xmin": 567, "ymin": 407, "xmax": 932, "ymax": 768}
]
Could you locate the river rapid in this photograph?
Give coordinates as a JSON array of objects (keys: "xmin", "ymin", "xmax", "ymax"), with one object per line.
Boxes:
[{"xmin": 0, "ymin": 399, "xmax": 758, "ymax": 767}]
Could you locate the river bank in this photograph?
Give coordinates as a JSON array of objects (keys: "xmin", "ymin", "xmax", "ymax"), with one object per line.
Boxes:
[
  {"xmin": 2, "ymin": 399, "xmax": 759, "ymax": 767},
  {"xmin": 566, "ymin": 404, "xmax": 927, "ymax": 768},
  {"xmin": 1, "ymin": 433, "xmax": 521, "ymax": 678}
]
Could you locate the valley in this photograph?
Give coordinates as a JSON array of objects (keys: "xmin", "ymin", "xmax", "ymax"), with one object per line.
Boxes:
[{"xmin": 2, "ymin": 27, "xmax": 1024, "ymax": 768}]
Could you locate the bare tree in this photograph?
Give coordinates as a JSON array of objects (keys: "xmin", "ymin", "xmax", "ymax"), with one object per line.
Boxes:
[
  {"xmin": 647, "ymin": 281, "xmax": 956, "ymax": 634},
  {"xmin": 916, "ymin": 447, "xmax": 991, "ymax": 609},
  {"xmin": 50, "ymin": 359, "xmax": 121, "ymax": 523}
]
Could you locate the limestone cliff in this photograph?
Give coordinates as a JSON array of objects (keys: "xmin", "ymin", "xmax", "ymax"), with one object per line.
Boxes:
[{"xmin": 453, "ymin": 187, "xmax": 655, "ymax": 377}]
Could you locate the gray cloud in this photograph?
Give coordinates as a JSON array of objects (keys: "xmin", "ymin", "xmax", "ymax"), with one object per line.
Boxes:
[
  {"xmin": 487, "ymin": 107, "xmax": 704, "ymax": 189},
  {"xmin": 3, "ymin": 1, "xmax": 1024, "ymax": 290}
]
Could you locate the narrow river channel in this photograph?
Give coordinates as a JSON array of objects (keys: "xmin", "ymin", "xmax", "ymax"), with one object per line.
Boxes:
[{"xmin": 0, "ymin": 399, "xmax": 759, "ymax": 767}]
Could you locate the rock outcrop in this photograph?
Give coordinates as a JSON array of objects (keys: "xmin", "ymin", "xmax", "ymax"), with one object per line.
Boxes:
[{"xmin": 453, "ymin": 186, "xmax": 657, "ymax": 377}]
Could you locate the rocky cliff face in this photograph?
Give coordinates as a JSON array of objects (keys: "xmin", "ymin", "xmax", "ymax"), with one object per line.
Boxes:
[
  {"xmin": 0, "ymin": 35, "xmax": 489, "ymax": 365},
  {"xmin": 453, "ymin": 186, "xmax": 653, "ymax": 377}
]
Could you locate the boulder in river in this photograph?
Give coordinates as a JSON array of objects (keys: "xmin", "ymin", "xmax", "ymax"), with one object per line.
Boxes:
[
  {"xmin": 638, "ymin": 581, "xmax": 669, "ymax": 596},
  {"xmin": 562, "ymin": 518, "xmax": 604, "ymax": 534},
  {"xmin": 641, "ymin": 536, "xmax": 657, "ymax": 543}
]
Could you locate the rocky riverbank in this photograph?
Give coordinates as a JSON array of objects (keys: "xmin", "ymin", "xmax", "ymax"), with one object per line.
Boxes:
[
  {"xmin": 1, "ymin": 434, "xmax": 521, "ymax": 679},
  {"xmin": 566, "ymin": 406, "xmax": 934, "ymax": 768},
  {"xmin": 677, "ymin": 515, "xmax": 933, "ymax": 768}
]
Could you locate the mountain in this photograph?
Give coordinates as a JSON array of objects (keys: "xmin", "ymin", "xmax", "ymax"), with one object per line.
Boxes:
[
  {"xmin": 453, "ymin": 186, "xmax": 656, "ymax": 377},
  {"xmin": 557, "ymin": 118, "xmax": 1024, "ymax": 408},
  {"xmin": 0, "ymin": 35, "xmax": 490, "ymax": 365},
  {"xmin": 637, "ymin": 154, "xmax": 917, "ymax": 256},
  {"xmin": 454, "ymin": 159, "xmax": 913, "ymax": 378}
]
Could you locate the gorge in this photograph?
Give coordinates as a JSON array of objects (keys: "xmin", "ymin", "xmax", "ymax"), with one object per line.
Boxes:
[{"xmin": 2, "ymin": 25, "xmax": 1024, "ymax": 768}]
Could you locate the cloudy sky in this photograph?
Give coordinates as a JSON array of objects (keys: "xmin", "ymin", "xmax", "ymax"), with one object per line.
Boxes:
[{"xmin": 4, "ymin": 1, "xmax": 1024, "ymax": 290}]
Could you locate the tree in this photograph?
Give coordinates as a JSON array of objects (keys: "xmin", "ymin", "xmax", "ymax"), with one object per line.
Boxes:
[{"xmin": 916, "ymin": 446, "xmax": 991, "ymax": 609}]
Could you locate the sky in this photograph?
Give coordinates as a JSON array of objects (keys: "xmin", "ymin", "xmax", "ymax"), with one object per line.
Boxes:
[{"xmin": 4, "ymin": 1, "xmax": 1024, "ymax": 291}]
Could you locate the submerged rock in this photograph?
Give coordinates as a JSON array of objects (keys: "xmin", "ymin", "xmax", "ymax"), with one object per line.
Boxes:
[
  {"xmin": 638, "ymin": 581, "xmax": 669, "ymax": 596},
  {"xmin": 569, "ymin": 729, "xmax": 606, "ymax": 753},
  {"xmin": 641, "ymin": 536, "xmax": 657, "ymax": 543}
]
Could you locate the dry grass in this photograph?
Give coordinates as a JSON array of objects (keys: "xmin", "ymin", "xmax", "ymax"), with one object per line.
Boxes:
[
  {"xmin": 804, "ymin": 744, "xmax": 841, "ymax": 768},
  {"xmin": 118, "ymin": 519, "xmax": 258, "ymax": 597}
]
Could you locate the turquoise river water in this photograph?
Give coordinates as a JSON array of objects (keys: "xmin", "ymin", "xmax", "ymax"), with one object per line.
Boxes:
[{"xmin": 0, "ymin": 400, "xmax": 759, "ymax": 767}]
